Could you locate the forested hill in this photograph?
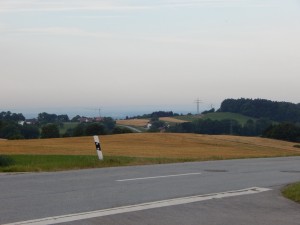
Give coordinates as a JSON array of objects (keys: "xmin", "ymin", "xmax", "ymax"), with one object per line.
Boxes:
[{"xmin": 219, "ymin": 98, "xmax": 300, "ymax": 123}]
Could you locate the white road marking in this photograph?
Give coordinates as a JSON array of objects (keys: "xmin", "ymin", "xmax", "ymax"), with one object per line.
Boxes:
[
  {"xmin": 116, "ymin": 172, "xmax": 202, "ymax": 182},
  {"xmin": 4, "ymin": 187, "xmax": 271, "ymax": 225}
]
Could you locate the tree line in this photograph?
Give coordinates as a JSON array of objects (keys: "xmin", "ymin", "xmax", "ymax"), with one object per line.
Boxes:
[
  {"xmin": 128, "ymin": 111, "xmax": 179, "ymax": 119},
  {"xmin": 219, "ymin": 98, "xmax": 300, "ymax": 123},
  {"xmin": 0, "ymin": 111, "xmax": 122, "ymax": 140},
  {"xmin": 167, "ymin": 118, "xmax": 272, "ymax": 136},
  {"xmin": 167, "ymin": 118, "xmax": 300, "ymax": 142},
  {"xmin": 0, "ymin": 111, "xmax": 39, "ymax": 139},
  {"xmin": 216, "ymin": 98, "xmax": 300, "ymax": 142}
]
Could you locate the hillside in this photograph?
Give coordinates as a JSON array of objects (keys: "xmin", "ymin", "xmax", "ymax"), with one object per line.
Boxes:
[
  {"xmin": 219, "ymin": 98, "xmax": 300, "ymax": 123},
  {"xmin": 202, "ymin": 112, "xmax": 256, "ymax": 125},
  {"xmin": 175, "ymin": 112, "xmax": 256, "ymax": 125},
  {"xmin": 1, "ymin": 133, "xmax": 299, "ymax": 160}
]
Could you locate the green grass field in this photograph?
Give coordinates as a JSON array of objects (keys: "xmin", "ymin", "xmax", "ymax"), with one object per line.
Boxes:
[
  {"xmin": 176, "ymin": 112, "xmax": 256, "ymax": 125},
  {"xmin": 174, "ymin": 115, "xmax": 202, "ymax": 122},
  {"xmin": 59, "ymin": 122, "xmax": 79, "ymax": 135},
  {"xmin": 202, "ymin": 112, "xmax": 256, "ymax": 125}
]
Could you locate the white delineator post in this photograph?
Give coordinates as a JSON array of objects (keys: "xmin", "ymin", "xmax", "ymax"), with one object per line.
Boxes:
[{"xmin": 93, "ymin": 135, "xmax": 103, "ymax": 160}]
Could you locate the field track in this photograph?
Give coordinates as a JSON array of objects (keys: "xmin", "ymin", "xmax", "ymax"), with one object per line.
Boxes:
[{"xmin": 0, "ymin": 133, "xmax": 300, "ymax": 160}]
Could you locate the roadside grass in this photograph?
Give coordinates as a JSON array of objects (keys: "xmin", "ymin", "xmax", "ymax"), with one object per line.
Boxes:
[
  {"xmin": 282, "ymin": 182, "xmax": 300, "ymax": 203},
  {"xmin": 0, "ymin": 155, "xmax": 194, "ymax": 172},
  {"xmin": 0, "ymin": 155, "xmax": 15, "ymax": 167}
]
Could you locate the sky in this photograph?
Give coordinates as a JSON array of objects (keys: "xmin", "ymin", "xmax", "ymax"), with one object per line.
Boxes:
[{"xmin": 1, "ymin": 0, "xmax": 300, "ymax": 118}]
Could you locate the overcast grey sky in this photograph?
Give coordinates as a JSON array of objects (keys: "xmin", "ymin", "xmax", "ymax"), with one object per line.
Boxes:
[{"xmin": 1, "ymin": 0, "xmax": 299, "ymax": 117}]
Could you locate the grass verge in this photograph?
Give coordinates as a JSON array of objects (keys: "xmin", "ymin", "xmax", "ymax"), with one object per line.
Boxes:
[
  {"xmin": 0, "ymin": 155, "xmax": 194, "ymax": 172},
  {"xmin": 282, "ymin": 182, "xmax": 300, "ymax": 203}
]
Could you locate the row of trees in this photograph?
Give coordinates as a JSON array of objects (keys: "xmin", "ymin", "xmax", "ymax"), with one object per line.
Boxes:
[
  {"xmin": 0, "ymin": 111, "xmax": 124, "ymax": 139},
  {"xmin": 62, "ymin": 117, "xmax": 117, "ymax": 138},
  {"xmin": 0, "ymin": 111, "xmax": 25, "ymax": 122},
  {"xmin": 0, "ymin": 122, "xmax": 40, "ymax": 139},
  {"xmin": 37, "ymin": 112, "xmax": 70, "ymax": 124},
  {"xmin": 262, "ymin": 123, "xmax": 300, "ymax": 142},
  {"xmin": 128, "ymin": 111, "xmax": 179, "ymax": 119},
  {"xmin": 167, "ymin": 118, "xmax": 273, "ymax": 137},
  {"xmin": 0, "ymin": 112, "xmax": 39, "ymax": 139},
  {"xmin": 219, "ymin": 98, "xmax": 300, "ymax": 123}
]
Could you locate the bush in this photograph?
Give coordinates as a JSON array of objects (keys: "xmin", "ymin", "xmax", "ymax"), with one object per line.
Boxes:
[
  {"xmin": 41, "ymin": 124, "xmax": 60, "ymax": 138},
  {"xmin": 0, "ymin": 155, "xmax": 15, "ymax": 167},
  {"xmin": 113, "ymin": 127, "xmax": 133, "ymax": 134}
]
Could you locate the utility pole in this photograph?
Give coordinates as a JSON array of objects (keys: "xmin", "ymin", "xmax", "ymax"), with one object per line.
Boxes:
[
  {"xmin": 97, "ymin": 108, "xmax": 101, "ymax": 118},
  {"xmin": 194, "ymin": 98, "xmax": 202, "ymax": 115}
]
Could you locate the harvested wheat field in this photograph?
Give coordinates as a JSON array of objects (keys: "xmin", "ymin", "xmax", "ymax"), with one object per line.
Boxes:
[
  {"xmin": 116, "ymin": 119, "xmax": 149, "ymax": 127},
  {"xmin": 0, "ymin": 133, "xmax": 300, "ymax": 160}
]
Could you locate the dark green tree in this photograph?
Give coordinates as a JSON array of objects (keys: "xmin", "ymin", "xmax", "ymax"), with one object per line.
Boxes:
[
  {"xmin": 71, "ymin": 115, "xmax": 81, "ymax": 122},
  {"xmin": 72, "ymin": 123, "xmax": 86, "ymax": 137},
  {"xmin": 85, "ymin": 123, "xmax": 107, "ymax": 135},
  {"xmin": 263, "ymin": 123, "xmax": 300, "ymax": 142},
  {"xmin": 57, "ymin": 114, "xmax": 69, "ymax": 122},
  {"xmin": 0, "ymin": 111, "xmax": 25, "ymax": 122},
  {"xmin": 101, "ymin": 117, "xmax": 116, "ymax": 131},
  {"xmin": 0, "ymin": 123, "xmax": 23, "ymax": 139},
  {"xmin": 148, "ymin": 120, "xmax": 166, "ymax": 132},
  {"xmin": 38, "ymin": 112, "xmax": 58, "ymax": 124},
  {"xmin": 21, "ymin": 125, "xmax": 40, "ymax": 139},
  {"xmin": 41, "ymin": 124, "xmax": 60, "ymax": 138},
  {"xmin": 242, "ymin": 119, "xmax": 256, "ymax": 136}
]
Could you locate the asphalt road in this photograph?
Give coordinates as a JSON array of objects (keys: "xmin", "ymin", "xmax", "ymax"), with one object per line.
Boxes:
[{"xmin": 1, "ymin": 157, "xmax": 300, "ymax": 225}]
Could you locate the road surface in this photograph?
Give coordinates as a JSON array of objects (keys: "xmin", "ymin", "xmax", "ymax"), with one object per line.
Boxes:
[{"xmin": 1, "ymin": 157, "xmax": 300, "ymax": 224}]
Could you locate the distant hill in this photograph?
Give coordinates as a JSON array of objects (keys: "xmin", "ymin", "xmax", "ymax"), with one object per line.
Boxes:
[{"xmin": 219, "ymin": 98, "xmax": 300, "ymax": 123}]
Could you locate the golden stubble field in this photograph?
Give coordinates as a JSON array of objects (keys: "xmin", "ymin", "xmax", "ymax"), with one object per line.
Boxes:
[
  {"xmin": 0, "ymin": 133, "xmax": 300, "ymax": 160},
  {"xmin": 116, "ymin": 119, "xmax": 149, "ymax": 127}
]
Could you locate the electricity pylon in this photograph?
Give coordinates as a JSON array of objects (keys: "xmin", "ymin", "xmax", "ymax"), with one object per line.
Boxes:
[{"xmin": 194, "ymin": 98, "xmax": 202, "ymax": 115}]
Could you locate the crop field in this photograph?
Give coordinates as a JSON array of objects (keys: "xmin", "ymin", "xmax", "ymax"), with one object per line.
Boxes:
[
  {"xmin": 1, "ymin": 133, "xmax": 299, "ymax": 160},
  {"xmin": 116, "ymin": 119, "xmax": 149, "ymax": 127}
]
